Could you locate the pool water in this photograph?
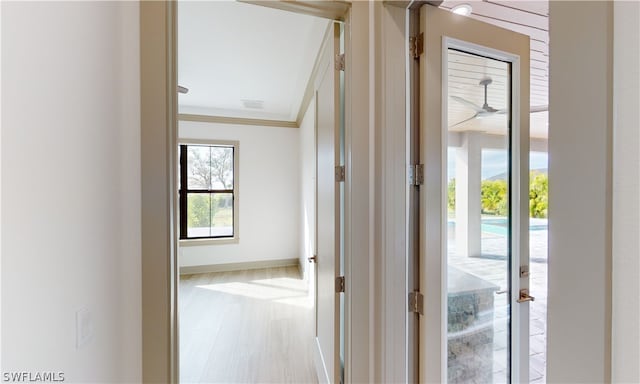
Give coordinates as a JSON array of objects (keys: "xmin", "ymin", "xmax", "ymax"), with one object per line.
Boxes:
[{"xmin": 448, "ymin": 218, "xmax": 548, "ymax": 236}]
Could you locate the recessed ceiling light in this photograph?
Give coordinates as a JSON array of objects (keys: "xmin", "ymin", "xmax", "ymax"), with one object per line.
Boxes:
[{"xmin": 451, "ymin": 4, "xmax": 473, "ymax": 16}]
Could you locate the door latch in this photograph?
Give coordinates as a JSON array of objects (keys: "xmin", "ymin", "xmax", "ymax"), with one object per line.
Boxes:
[{"xmin": 517, "ymin": 289, "xmax": 535, "ymax": 303}]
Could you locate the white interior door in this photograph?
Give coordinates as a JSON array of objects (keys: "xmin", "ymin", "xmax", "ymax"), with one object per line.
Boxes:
[
  {"xmin": 418, "ymin": 5, "xmax": 531, "ymax": 383},
  {"xmin": 314, "ymin": 22, "xmax": 342, "ymax": 384}
]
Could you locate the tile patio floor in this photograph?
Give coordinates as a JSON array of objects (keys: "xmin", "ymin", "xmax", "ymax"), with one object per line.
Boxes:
[{"xmin": 448, "ymin": 224, "xmax": 548, "ymax": 383}]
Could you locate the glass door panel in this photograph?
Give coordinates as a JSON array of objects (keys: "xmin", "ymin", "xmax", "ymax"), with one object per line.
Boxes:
[
  {"xmin": 446, "ymin": 49, "xmax": 512, "ymax": 383},
  {"xmin": 418, "ymin": 5, "xmax": 530, "ymax": 383}
]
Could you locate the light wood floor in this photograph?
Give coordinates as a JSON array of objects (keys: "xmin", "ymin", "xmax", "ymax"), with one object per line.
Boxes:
[{"xmin": 179, "ymin": 266, "xmax": 318, "ymax": 384}]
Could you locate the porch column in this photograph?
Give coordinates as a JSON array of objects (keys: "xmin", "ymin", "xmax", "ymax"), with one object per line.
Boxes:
[{"xmin": 455, "ymin": 131, "xmax": 482, "ymax": 257}]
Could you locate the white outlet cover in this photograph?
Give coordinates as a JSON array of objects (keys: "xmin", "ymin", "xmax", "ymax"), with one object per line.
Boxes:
[{"xmin": 76, "ymin": 308, "xmax": 94, "ymax": 349}]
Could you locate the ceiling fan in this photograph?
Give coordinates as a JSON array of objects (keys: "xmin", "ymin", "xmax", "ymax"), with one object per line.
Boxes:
[{"xmin": 450, "ymin": 76, "xmax": 548, "ymax": 127}]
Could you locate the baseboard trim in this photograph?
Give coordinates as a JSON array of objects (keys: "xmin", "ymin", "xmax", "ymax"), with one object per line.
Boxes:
[{"xmin": 180, "ymin": 258, "xmax": 299, "ymax": 275}]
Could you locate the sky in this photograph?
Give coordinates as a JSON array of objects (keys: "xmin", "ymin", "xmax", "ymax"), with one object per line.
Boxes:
[{"xmin": 447, "ymin": 148, "xmax": 548, "ymax": 180}]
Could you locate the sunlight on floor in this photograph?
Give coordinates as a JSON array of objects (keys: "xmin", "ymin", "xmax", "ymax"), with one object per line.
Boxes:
[
  {"xmin": 195, "ymin": 276, "xmax": 313, "ymax": 309},
  {"xmin": 180, "ymin": 266, "xmax": 317, "ymax": 383}
]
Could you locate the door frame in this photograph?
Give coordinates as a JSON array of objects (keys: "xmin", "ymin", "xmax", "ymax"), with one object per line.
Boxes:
[
  {"xmin": 140, "ymin": 1, "xmax": 377, "ymax": 382},
  {"xmin": 313, "ymin": 20, "xmax": 343, "ymax": 384}
]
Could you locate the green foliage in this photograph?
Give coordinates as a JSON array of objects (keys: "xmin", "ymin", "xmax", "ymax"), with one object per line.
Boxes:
[
  {"xmin": 447, "ymin": 171, "xmax": 548, "ymax": 218},
  {"xmin": 448, "ymin": 179, "xmax": 456, "ymax": 212},
  {"xmin": 481, "ymin": 179, "xmax": 508, "ymax": 216},
  {"xmin": 529, "ymin": 172, "xmax": 548, "ymax": 218},
  {"xmin": 187, "ymin": 194, "xmax": 233, "ymax": 229},
  {"xmin": 187, "ymin": 195, "xmax": 211, "ymax": 229}
]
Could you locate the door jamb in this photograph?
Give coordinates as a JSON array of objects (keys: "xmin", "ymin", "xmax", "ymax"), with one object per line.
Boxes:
[{"xmin": 140, "ymin": 2, "xmax": 178, "ymax": 382}]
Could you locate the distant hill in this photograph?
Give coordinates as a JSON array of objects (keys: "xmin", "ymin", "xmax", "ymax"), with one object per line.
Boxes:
[{"xmin": 485, "ymin": 168, "xmax": 547, "ymax": 181}]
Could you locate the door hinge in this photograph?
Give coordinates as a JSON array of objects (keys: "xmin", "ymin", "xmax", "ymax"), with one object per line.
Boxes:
[
  {"xmin": 408, "ymin": 164, "xmax": 424, "ymax": 186},
  {"xmin": 335, "ymin": 276, "xmax": 345, "ymax": 293},
  {"xmin": 335, "ymin": 53, "xmax": 345, "ymax": 71},
  {"xmin": 335, "ymin": 165, "xmax": 345, "ymax": 182},
  {"xmin": 408, "ymin": 290, "xmax": 424, "ymax": 315},
  {"xmin": 409, "ymin": 33, "xmax": 423, "ymax": 59}
]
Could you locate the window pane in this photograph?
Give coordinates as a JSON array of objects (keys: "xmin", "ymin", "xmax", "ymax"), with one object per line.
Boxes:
[
  {"xmin": 187, "ymin": 193, "xmax": 211, "ymax": 238},
  {"xmin": 187, "ymin": 146, "xmax": 212, "ymax": 190},
  {"xmin": 211, "ymin": 193, "xmax": 233, "ymax": 237},
  {"xmin": 186, "ymin": 193, "xmax": 233, "ymax": 238},
  {"xmin": 187, "ymin": 145, "xmax": 233, "ymax": 190},
  {"xmin": 210, "ymin": 147, "xmax": 234, "ymax": 190},
  {"xmin": 446, "ymin": 49, "xmax": 511, "ymax": 383}
]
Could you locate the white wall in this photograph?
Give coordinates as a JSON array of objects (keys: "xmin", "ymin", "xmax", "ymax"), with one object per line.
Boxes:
[
  {"xmin": 0, "ymin": 1, "xmax": 3, "ymax": 372},
  {"xmin": 179, "ymin": 121, "xmax": 300, "ymax": 267},
  {"xmin": 299, "ymin": 100, "xmax": 315, "ymax": 279},
  {"xmin": 547, "ymin": 2, "xmax": 613, "ymax": 382},
  {"xmin": 1, "ymin": 2, "xmax": 141, "ymax": 382},
  {"xmin": 612, "ymin": 2, "xmax": 640, "ymax": 382},
  {"xmin": 548, "ymin": 4, "xmax": 640, "ymax": 381}
]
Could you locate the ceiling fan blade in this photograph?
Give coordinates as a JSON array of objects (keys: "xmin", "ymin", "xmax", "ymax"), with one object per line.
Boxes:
[
  {"xmin": 449, "ymin": 113, "xmax": 479, "ymax": 128},
  {"xmin": 492, "ymin": 105, "xmax": 549, "ymax": 114},
  {"xmin": 450, "ymin": 95, "xmax": 483, "ymax": 112}
]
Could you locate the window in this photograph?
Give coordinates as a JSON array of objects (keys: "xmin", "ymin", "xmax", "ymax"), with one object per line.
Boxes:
[{"xmin": 179, "ymin": 141, "xmax": 239, "ymax": 240}]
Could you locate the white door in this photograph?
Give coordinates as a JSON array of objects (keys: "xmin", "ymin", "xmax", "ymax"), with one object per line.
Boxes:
[
  {"xmin": 418, "ymin": 5, "xmax": 531, "ymax": 383},
  {"xmin": 314, "ymin": 22, "xmax": 342, "ymax": 384}
]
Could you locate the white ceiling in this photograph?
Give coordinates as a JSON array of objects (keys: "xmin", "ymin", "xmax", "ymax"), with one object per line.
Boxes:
[
  {"xmin": 440, "ymin": 0, "xmax": 549, "ymax": 138},
  {"xmin": 178, "ymin": 1, "xmax": 548, "ymax": 136},
  {"xmin": 178, "ymin": 1, "xmax": 329, "ymax": 121}
]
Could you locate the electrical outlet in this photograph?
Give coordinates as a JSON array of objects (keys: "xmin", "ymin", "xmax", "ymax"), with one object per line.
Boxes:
[{"xmin": 76, "ymin": 308, "xmax": 94, "ymax": 349}]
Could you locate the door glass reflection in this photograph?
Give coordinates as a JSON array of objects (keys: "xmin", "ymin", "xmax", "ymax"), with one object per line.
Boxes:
[{"xmin": 446, "ymin": 49, "xmax": 511, "ymax": 383}]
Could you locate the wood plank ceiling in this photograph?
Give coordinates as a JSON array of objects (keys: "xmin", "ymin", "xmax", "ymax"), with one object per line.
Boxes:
[{"xmin": 439, "ymin": 0, "xmax": 549, "ymax": 138}]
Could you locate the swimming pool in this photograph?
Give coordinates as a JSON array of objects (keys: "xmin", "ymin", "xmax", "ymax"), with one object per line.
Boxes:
[{"xmin": 448, "ymin": 217, "xmax": 548, "ymax": 236}]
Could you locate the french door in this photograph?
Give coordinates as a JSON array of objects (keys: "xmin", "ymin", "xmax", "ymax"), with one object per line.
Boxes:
[{"xmin": 418, "ymin": 5, "xmax": 531, "ymax": 383}]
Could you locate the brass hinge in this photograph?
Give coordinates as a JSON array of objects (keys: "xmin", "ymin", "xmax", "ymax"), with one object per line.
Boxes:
[
  {"xmin": 408, "ymin": 291, "xmax": 424, "ymax": 315},
  {"xmin": 408, "ymin": 164, "xmax": 424, "ymax": 186},
  {"xmin": 335, "ymin": 53, "xmax": 345, "ymax": 71},
  {"xmin": 335, "ymin": 276, "xmax": 345, "ymax": 293},
  {"xmin": 335, "ymin": 165, "xmax": 345, "ymax": 182},
  {"xmin": 409, "ymin": 33, "xmax": 423, "ymax": 59}
]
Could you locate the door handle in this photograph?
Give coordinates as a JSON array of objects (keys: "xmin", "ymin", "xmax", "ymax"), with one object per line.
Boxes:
[
  {"xmin": 517, "ymin": 289, "xmax": 535, "ymax": 303},
  {"xmin": 308, "ymin": 255, "xmax": 317, "ymax": 263}
]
